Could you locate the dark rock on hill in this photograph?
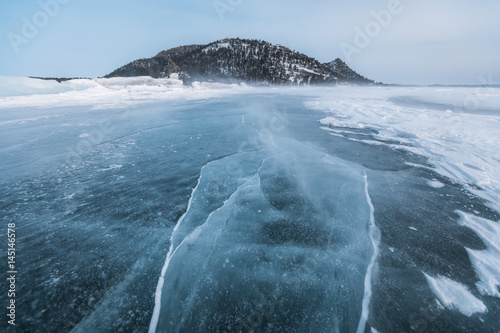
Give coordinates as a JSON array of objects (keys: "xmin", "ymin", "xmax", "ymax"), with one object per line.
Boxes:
[
  {"xmin": 324, "ymin": 58, "xmax": 373, "ymax": 84},
  {"xmin": 105, "ymin": 38, "xmax": 375, "ymax": 86}
]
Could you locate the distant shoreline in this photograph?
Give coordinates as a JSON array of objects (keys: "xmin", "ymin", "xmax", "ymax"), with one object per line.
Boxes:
[{"xmin": 25, "ymin": 76, "xmax": 499, "ymax": 88}]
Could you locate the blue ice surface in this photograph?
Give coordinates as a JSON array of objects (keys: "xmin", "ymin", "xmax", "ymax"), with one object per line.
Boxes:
[
  {"xmin": 0, "ymin": 93, "xmax": 499, "ymax": 333},
  {"xmin": 152, "ymin": 138, "xmax": 373, "ymax": 332}
]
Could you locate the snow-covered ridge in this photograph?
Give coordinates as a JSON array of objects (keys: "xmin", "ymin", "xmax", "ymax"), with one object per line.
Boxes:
[
  {"xmin": 0, "ymin": 76, "xmax": 252, "ymax": 110},
  {"xmin": 202, "ymin": 42, "xmax": 232, "ymax": 53},
  {"xmin": 0, "ymin": 76, "xmax": 96, "ymax": 98}
]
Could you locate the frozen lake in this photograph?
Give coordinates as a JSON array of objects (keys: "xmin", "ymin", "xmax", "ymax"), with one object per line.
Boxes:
[{"xmin": 1, "ymin": 79, "xmax": 499, "ymax": 332}]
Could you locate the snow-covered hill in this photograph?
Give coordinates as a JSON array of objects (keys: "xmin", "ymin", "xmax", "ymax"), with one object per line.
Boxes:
[{"xmin": 105, "ymin": 38, "xmax": 375, "ymax": 85}]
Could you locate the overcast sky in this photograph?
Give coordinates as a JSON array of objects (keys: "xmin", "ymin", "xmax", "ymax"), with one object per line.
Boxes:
[{"xmin": 1, "ymin": 0, "xmax": 499, "ymax": 85}]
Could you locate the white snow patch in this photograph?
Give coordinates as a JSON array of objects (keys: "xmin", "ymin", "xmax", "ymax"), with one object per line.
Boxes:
[
  {"xmin": 428, "ymin": 179, "xmax": 445, "ymax": 188},
  {"xmin": 405, "ymin": 162, "xmax": 433, "ymax": 170},
  {"xmin": 202, "ymin": 42, "xmax": 232, "ymax": 53},
  {"xmin": 99, "ymin": 164, "xmax": 123, "ymax": 172},
  {"xmin": 296, "ymin": 65, "xmax": 320, "ymax": 75},
  {"xmin": 310, "ymin": 86, "xmax": 500, "ymax": 211},
  {"xmin": 423, "ymin": 273, "xmax": 487, "ymax": 316},
  {"xmin": 457, "ymin": 211, "xmax": 500, "ymax": 298}
]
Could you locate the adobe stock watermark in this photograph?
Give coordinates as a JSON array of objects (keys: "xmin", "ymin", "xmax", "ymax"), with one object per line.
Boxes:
[
  {"xmin": 340, "ymin": 0, "xmax": 411, "ymax": 62},
  {"xmin": 213, "ymin": 0, "xmax": 243, "ymax": 21},
  {"xmin": 7, "ymin": 0, "xmax": 72, "ymax": 54},
  {"xmin": 462, "ymin": 74, "xmax": 497, "ymax": 112}
]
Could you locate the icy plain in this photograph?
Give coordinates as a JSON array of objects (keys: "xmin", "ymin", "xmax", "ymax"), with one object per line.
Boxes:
[{"xmin": 0, "ymin": 77, "xmax": 499, "ymax": 332}]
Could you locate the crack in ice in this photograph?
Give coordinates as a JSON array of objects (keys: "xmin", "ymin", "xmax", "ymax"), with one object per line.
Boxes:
[
  {"xmin": 149, "ymin": 166, "xmax": 204, "ymax": 333},
  {"xmin": 357, "ymin": 170, "xmax": 380, "ymax": 333},
  {"xmin": 149, "ymin": 153, "xmax": 268, "ymax": 332}
]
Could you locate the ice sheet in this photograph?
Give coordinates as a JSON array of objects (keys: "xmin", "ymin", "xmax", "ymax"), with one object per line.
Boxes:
[
  {"xmin": 1, "ymin": 79, "xmax": 499, "ymax": 332},
  {"xmin": 152, "ymin": 138, "xmax": 374, "ymax": 332}
]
